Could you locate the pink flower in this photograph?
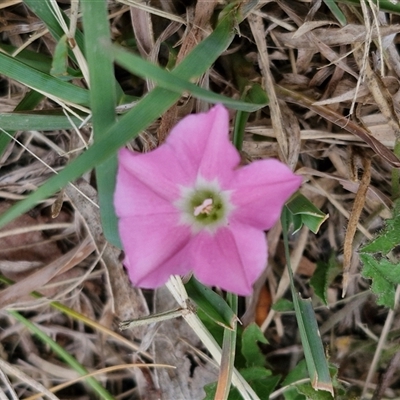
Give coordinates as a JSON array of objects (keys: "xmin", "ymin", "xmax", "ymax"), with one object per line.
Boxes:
[{"xmin": 114, "ymin": 105, "xmax": 302, "ymax": 295}]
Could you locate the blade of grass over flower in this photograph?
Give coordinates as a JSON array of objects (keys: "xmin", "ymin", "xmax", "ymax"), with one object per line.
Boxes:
[
  {"xmin": 8, "ymin": 311, "xmax": 115, "ymax": 400},
  {"xmin": 0, "ymin": 6, "xmax": 238, "ymax": 229},
  {"xmin": 0, "ymin": 52, "xmax": 89, "ymax": 106},
  {"xmin": 281, "ymin": 209, "xmax": 334, "ymax": 395},
  {"xmin": 111, "ymin": 44, "xmax": 268, "ymax": 112},
  {"xmin": 80, "ymin": 0, "xmax": 120, "ymax": 247}
]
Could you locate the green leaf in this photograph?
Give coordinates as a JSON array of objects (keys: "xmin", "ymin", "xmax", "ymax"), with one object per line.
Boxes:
[
  {"xmin": 297, "ymin": 298, "xmax": 333, "ymax": 394},
  {"xmin": 9, "ymin": 311, "xmax": 114, "ymax": 400},
  {"xmin": 185, "ymin": 277, "xmax": 237, "ymax": 330},
  {"xmin": 272, "ymin": 298, "xmax": 294, "ymax": 312},
  {"xmin": 285, "ymin": 192, "xmax": 328, "ymax": 234},
  {"xmin": 241, "ymin": 323, "xmax": 268, "ymax": 368},
  {"xmin": 359, "ymin": 253, "xmax": 400, "ymax": 309},
  {"xmin": 81, "ymin": 0, "xmax": 120, "ymax": 248},
  {"xmin": 0, "ymin": 52, "xmax": 90, "ymax": 107},
  {"xmin": 0, "ymin": 111, "xmax": 82, "ymax": 131},
  {"xmin": 335, "ymin": 0, "xmax": 400, "ymax": 16},
  {"xmin": 310, "ymin": 256, "xmax": 341, "ymax": 306},
  {"xmin": 0, "ymin": 90, "xmax": 44, "ymax": 158},
  {"xmin": 322, "ymin": 0, "xmax": 347, "ymax": 26},
  {"xmin": 359, "ymin": 199, "xmax": 400, "ymax": 309},
  {"xmin": 295, "ymin": 382, "xmax": 334, "ymax": 400},
  {"xmin": 361, "ymin": 200, "xmax": 400, "ymax": 254},
  {"xmin": 283, "ymin": 361, "xmax": 340, "ymax": 400},
  {"xmin": 111, "ymin": 44, "xmax": 267, "ymax": 112},
  {"xmin": 233, "ymin": 83, "xmax": 269, "ymax": 151},
  {"xmin": 0, "ymin": 43, "xmax": 52, "ymax": 73},
  {"xmin": 50, "ymin": 34, "xmax": 70, "ymax": 78},
  {"xmin": 204, "ymin": 367, "xmax": 279, "ymax": 400}
]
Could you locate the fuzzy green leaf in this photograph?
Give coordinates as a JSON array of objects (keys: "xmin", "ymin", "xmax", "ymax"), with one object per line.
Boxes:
[
  {"xmin": 361, "ymin": 201, "xmax": 400, "ymax": 254},
  {"xmin": 310, "ymin": 256, "xmax": 341, "ymax": 306},
  {"xmin": 359, "ymin": 253, "xmax": 400, "ymax": 309}
]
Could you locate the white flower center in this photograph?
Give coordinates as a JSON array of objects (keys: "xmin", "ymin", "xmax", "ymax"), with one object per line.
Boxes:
[{"xmin": 175, "ymin": 177, "xmax": 234, "ymax": 234}]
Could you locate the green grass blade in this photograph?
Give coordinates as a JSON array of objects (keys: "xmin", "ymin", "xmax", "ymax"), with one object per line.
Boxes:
[
  {"xmin": 8, "ymin": 310, "xmax": 115, "ymax": 400},
  {"xmin": 0, "ymin": 52, "xmax": 89, "ymax": 106},
  {"xmin": 81, "ymin": 0, "xmax": 120, "ymax": 247},
  {"xmin": 0, "ymin": 90, "xmax": 44, "ymax": 157},
  {"xmin": 0, "ymin": 43, "xmax": 53, "ymax": 73},
  {"xmin": 281, "ymin": 208, "xmax": 334, "ymax": 395},
  {"xmin": 323, "ymin": 0, "xmax": 347, "ymax": 26},
  {"xmin": 111, "ymin": 44, "xmax": 267, "ymax": 112},
  {"xmin": 0, "ymin": 112, "xmax": 82, "ymax": 131},
  {"xmin": 0, "ymin": 7, "xmax": 237, "ymax": 230}
]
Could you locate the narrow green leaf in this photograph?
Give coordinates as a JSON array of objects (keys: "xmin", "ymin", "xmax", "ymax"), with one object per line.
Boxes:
[
  {"xmin": 297, "ymin": 298, "xmax": 333, "ymax": 395},
  {"xmin": 0, "ymin": 43, "xmax": 53, "ymax": 73},
  {"xmin": 336, "ymin": 0, "xmax": 400, "ymax": 15},
  {"xmin": 285, "ymin": 192, "xmax": 328, "ymax": 234},
  {"xmin": 0, "ymin": 52, "xmax": 89, "ymax": 106},
  {"xmin": 0, "ymin": 8, "xmax": 237, "ymax": 230},
  {"xmin": 9, "ymin": 311, "xmax": 114, "ymax": 400},
  {"xmin": 281, "ymin": 209, "xmax": 333, "ymax": 395},
  {"xmin": 81, "ymin": 0, "xmax": 120, "ymax": 248},
  {"xmin": 0, "ymin": 90, "xmax": 44, "ymax": 158},
  {"xmin": 233, "ymin": 83, "xmax": 269, "ymax": 150},
  {"xmin": 0, "ymin": 112, "xmax": 82, "ymax": 131},
  {"xmin": 185, "ymin": 277, "xmax": 237, "ymax": 329},
  {"xmin": 111, "ymin": 44, "xmax": 268, "ymax": 112},
  {"xmin": 322, "ymin": 0, "xmax": 347, "ymax": 26}
]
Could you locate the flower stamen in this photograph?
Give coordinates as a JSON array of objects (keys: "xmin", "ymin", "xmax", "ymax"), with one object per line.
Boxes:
[{"xmin": 193, "ymin": 198, "xmax": 213, "ymax": 216}]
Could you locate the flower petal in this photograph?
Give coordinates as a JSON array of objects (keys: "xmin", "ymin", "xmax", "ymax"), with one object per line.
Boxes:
[
  {"xmin": 115, "ymin": 153, "xmax": 177, "ymax": 217},
  {"xmin": 116, "ymin": 146, "xmax": 189, "ymax": 204},
  {"xmin": 230, "ymin": 160, "xmax": 302, "ymax": 230},
  {"xmin": 165, "ymin": 104, "xmax": 240, "ymax": 186},
  {"xmin": 119, "ymin": 213, "xmax": 192, "ymax": 288},
  {"xmin": 190, "ymin": 224, "xmax": 267, "ymax": 295}
]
